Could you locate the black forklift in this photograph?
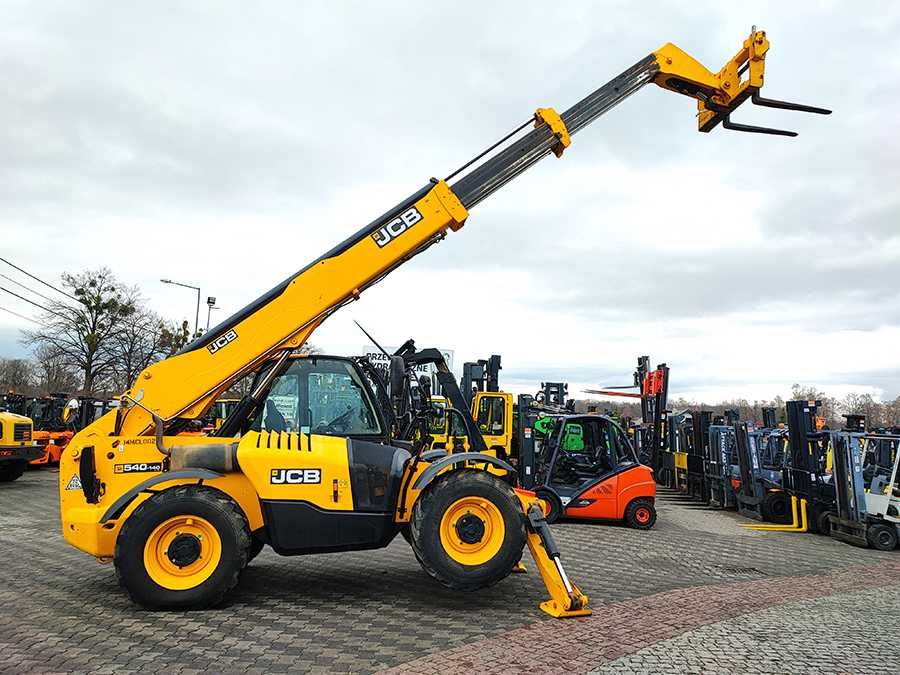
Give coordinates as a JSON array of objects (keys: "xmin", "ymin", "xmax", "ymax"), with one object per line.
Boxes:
[
  {"xmin": 743, "ymin": 400, "xmax": 836, "ymax": 533},
  {"xmin": 686, "ymin": 410, "xmax": 712, "ymax": 502},
  {"xmin": 705, "ymin": 409, "xmax": 740, "ymax": 509}
]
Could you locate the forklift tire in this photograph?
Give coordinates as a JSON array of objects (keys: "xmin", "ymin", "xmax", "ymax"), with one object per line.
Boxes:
[
  {"xmin": 534, "ymin": 489, "xmax": 563, "ymax": 524},
  {"xmin": 867, "ymin": 524, "xmax": 899, "ymax": 551},
  {"xmin": 761, "ymin": 492, "xmax": 791, "ymax": 524},
  {"xmin": 624, "ymin": 499, "xmax": 657, "ymax": 530},
  {"xmin": 115, "ymin": 485, "xmax": 250, "ymax": 609},
  {"xmin": 0, "ymin": 460, "xmax": 26, "ymax": 482},
  {"xmin": 409, "ymin": 469, "xmax": 526, "ymax": 591},
  {"xmin": 815, "ymin": 509, "xmax": 833, "ymax": 536}
]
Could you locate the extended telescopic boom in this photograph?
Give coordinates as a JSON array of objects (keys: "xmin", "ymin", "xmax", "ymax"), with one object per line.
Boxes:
[{"xmin": 116, "ymin": 28, "xmax": 829, "ymax": 436}]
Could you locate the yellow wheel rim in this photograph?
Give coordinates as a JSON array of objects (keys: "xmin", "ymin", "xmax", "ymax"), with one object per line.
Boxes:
[
  {"xmin": 143, "ymin": 515, "xmax": 222, "ymax": 591},
  {"xmin": 439, "ymin": 497, "xmax": 505, "ymax": 566}
]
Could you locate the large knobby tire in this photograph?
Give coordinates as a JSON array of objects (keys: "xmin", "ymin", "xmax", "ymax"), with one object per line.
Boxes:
[
  {"xmin": 535, "ymin": 488, "xmax": 563, "ymax": 524},
  {"xmin": 115, "ymin": 485, "xmax": 250, "ymax": 609},
  {"xmin": 761, "ymin": 491, "xmax": 791, "ymax": 524},
  {"xmin": 624, "ymin": 498, "xmax": 657, "ymax": 530},
  {"xmin": 867, "ymin": 523, "xmax": 899, "ymax": 551},
  {"xmin": 409, "ymin": 470, "xmax": 526, "ymax": 591},
  {"xmin": 0, "ymin": 460, "xmax": 26, "ymax": 483}
]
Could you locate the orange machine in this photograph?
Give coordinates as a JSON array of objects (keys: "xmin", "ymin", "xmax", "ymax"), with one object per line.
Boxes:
[{"xmin": 520, "ymin": 410, "xmax": 657, "ymax": 528}]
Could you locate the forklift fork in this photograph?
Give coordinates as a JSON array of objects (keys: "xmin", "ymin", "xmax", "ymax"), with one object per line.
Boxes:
[
  {"xmin": 739, "ymin": 495, "xmax": 809, "ymax": 532},
  {"xmin": 515, "ymin": 490, "xmax": 591, "ymax": 618}
]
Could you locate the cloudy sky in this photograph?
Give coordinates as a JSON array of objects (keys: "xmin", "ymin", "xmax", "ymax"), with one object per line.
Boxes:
[{"xmin": 3, "ymin": 1, "xmax": 899, "ymax": 403}]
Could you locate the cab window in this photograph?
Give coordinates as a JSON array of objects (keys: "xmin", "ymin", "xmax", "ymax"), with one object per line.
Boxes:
[
  {"xmin": 251, "ymin": 358, "xmax": 382, "ymax": 437},
  {"xmin": 476, "ymin": 396, "xmax": 506, "ymax": 436},
  {"xmin": 429, "ymin": 402, "xmax": 447, "ymax": 435}
]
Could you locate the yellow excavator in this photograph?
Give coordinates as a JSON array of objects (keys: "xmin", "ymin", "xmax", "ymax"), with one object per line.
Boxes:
[{"xmin": 58, "ymin": 28, "xmax": 828, "ymax": 617}]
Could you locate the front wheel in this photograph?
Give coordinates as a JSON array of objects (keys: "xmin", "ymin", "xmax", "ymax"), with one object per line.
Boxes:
[
  {"xmin": 410, "ymin": 470, "xmax": 526, "ymax": 591},
  {"xmin": 115, "ymin": 485, "xmax": 250, "ymax": 609},
  {"xmin": 535, "ymin": 488, "xmax": 563, "ymax": 524},
  {"xmin": 0, "ymin": 460, "xmax": 26, "ymax": 482},
  {"xmin": 761, "ymin": 491, "xmax": 791, "ymax": 524}
]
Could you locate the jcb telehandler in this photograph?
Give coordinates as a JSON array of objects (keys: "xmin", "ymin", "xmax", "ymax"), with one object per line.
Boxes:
[{"xmin": 58, "ymin": 28, "xmax": 828, "ymax": 615}]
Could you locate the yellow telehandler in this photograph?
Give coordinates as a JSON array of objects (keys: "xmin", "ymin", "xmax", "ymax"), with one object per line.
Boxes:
[{"xmin": 59, "ymin": 28, "xmax": 827, "ymax": 616}]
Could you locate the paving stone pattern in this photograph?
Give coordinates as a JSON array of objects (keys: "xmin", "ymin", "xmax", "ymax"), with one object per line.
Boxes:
[{"xmin": 0, "ymin": 471, "xmax": 896, "ymax": 673}]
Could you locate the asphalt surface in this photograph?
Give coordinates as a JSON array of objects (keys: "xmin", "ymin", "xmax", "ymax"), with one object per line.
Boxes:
[{"xmin": 1, "ymin": 470, "xmax": 898, "ymax": 674}]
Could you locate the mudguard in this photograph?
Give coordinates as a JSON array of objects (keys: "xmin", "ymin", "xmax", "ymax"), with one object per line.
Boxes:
[
  {"xmin": 99, "ymin": 469, "xmax": 222, "ymax": 523},
  {"xmin": 412, "ymin": 452, "xmax": 514, "ymax": 490}
]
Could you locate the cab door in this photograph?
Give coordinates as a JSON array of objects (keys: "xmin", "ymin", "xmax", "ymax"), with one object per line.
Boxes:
[{"xmin": 473, "ymin": 392, "xmax": 513, "ymax": 460}]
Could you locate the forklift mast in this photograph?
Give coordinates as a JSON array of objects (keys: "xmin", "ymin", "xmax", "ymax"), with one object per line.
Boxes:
[
  {"xmin": 460, "ymin": 355, "xmax": 501, "ymax": 406},
  {"xmin": 842, "ymin": 414, "xmax": 866, "ymax": 432},
  {"xmin": 541, "ymin": 382, "xmax": 568, "ymax": 408},
  {"xmin": 761, "ymin": 406, "xmax": 777, "ymax": 429},
  {"xmin": 634, "ymin": 356, "xmax": 669, "ymax": 471},
  {"xmin": 783, "ymin": 400, "xmax": 831, "ymax": 503},
  {"xmin": 395, "ymin": 343, "xmax": 488, "ymax": 454}
]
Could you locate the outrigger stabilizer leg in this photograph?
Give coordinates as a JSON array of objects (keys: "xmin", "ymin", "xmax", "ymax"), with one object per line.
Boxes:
[
  {"xmin": 515, "ymin": 490, "xmax": 591, "ymax": 618},
  {"xmin": 739, "ymin": 495, "xmax": 809, "ymax": 532}
]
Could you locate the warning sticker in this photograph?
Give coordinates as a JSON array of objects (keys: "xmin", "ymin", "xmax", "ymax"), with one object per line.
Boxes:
[{"xmin": 65, "ymin": 474, "xmax": 82, "ymax": 491}]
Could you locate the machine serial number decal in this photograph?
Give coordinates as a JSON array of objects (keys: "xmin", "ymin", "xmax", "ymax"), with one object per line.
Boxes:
[
  {"xmin": 371, "ymin": 207, "xmax": 423, "ymax": 248},
  {"xmin": 207, "ymin": 329, "xmax": 238, "ymax": 354},
  {"xmin": 114, "ymin": 462, "xmax": 164, "ymax": 474},
  {"xmin": 270, "ymin": 468, "xmax": 322, "ymax": 484}
]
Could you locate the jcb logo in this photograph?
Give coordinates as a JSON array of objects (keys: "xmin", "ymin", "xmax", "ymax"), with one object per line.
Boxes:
[
  {"xmin": 207, "ymin": 329, "xmax": 238, "ymax": 354},
  {"xmin": 270, "ymin": 468, "xmax": 322, "ymax": 484},
  {"xmin": 371, "ymin": 207, "xmax": 423, "ymax": 248}
]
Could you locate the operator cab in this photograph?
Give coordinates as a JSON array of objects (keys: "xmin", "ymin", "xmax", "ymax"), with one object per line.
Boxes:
[
  {"xmin": 537, "ymin": 415, "xmax": 638, "ymax": 500},
  {"xmin": 223, "ymin": 354, "xmax": 391, "ymax": 445}
]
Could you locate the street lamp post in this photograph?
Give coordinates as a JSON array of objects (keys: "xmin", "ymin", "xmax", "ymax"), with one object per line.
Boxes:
[
  {"xmin": 206, "ymin": 296, "xmax": 220, "ymax": 331},
  {"xmin": 160, "ymin": 278, "xmax": 201, "ymax": 337}
]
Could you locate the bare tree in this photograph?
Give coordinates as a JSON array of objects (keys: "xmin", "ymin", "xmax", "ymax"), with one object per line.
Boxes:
[
  {"xmin": 0, "ymin": 358, "xmax": 36, "ymax": 393},
  {"xmin": 110, "ymin": 305, "xmax": 192, "ymax": 391},
  {"xmin": 23, "ymin": 268, "xmax": 137, "ymax": 393},
  {"xmin": 32, "ymin": 344, "xmax": 81, "ymax": 394}
]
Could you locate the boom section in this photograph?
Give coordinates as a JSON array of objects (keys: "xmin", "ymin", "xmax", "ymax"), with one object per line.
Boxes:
[{"xmin": 120, "ymin": 181, "xmax": 467, "ymax": 434}]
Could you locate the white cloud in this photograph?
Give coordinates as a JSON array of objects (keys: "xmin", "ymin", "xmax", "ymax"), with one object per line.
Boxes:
[{"xmin": 2, "ymin": 1, "xmax": 899, "ymax": 404}]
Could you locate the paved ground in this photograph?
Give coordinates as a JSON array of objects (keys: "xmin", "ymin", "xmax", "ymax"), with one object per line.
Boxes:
[{"xmin": 1, "ymin": 471, "xmax": 898, "ymax": 674}]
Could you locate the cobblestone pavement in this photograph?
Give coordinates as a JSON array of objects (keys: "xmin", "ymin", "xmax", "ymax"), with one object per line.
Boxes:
[
  {"xmin": 1, "ymin": 472, "xmax": 897, "ymax": 674},
  {"xmin": 595, "ymin": 584, "xmax": 900, "ymax": 674}
]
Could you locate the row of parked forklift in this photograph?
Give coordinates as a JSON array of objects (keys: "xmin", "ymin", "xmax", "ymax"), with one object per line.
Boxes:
[
  {"xmin": 0, "ymin": 392, "xmax": 117, "ymax": 481},
  {"xmin": 644, "ymin": 380, "xmax": 900, "ymax": 551}
]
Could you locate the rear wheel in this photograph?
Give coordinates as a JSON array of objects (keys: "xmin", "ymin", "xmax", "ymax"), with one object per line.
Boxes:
[
  {"xmin": 534, "ymin": 488, "xmax": 563, "ymax": 524},
  {"xmin": 867, "ymin": 523, "xmax": 899, "ymax": 551},
  {"xmin": 624, "ymin": 499, "xmax": 657, "ymax": 530},
  {"xmin": 0, "ymin": 460, "xmax": 26, "ymax": 482},
  {"xmin": 410, "ymin": 470, "xmax": 526, "ymax": 591},
  {"xmin": 115, "ymin": 485, "xmax": 250, "ymax": 609},
  {"xmin": 761, "ymin": 491, "xmax": 791, "ymax": 524}
]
